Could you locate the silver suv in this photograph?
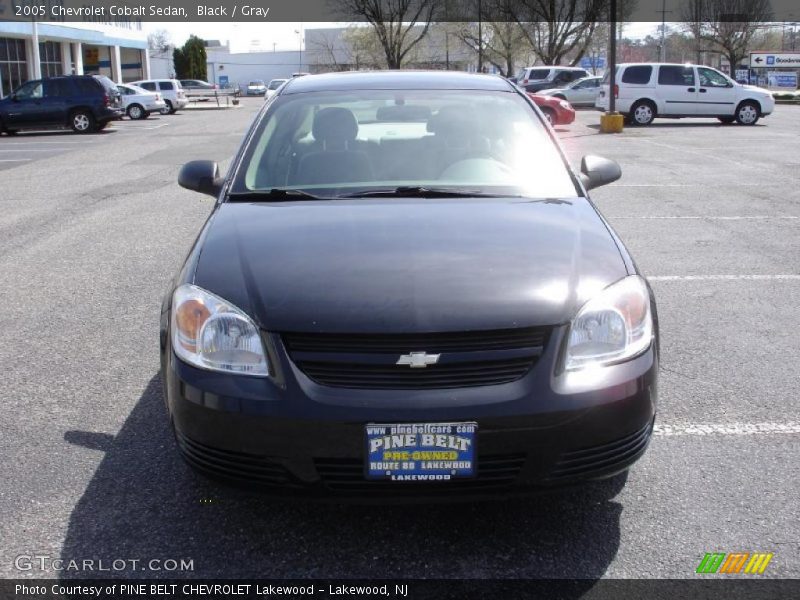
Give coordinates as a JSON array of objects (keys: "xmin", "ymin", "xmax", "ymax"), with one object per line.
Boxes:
[{"xmin": 513, "ymin": 66, "xmax": 590, "ymax": 93}]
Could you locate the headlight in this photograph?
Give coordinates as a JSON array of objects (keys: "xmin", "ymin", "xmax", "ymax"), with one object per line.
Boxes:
[
  {"xmin": 171, "ymin": 284, "xmax": 269, "ymax": 376},
  {"xmin": 559, "ymin": 100, "xmax": 571, "ymax": 109},
  {"xmin": 564, "ymin": 276, "xmax": 653, "ymax": 370}
]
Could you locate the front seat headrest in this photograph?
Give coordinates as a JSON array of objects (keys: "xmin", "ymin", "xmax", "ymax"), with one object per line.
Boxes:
[{"xmin": 312, "ymin": 107, "xmax": 359, "ymax": 144}]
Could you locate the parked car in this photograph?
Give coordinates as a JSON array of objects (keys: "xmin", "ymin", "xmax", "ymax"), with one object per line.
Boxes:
[
  {"xmin": 595, "ymin": 62, "xmax": 775, "ymax": 126},
  {"xmin": 539, "ymin": 76, "xmax": 603, "ymax": 107},
  {"xmin": 130, "ymin": 79, "xmax": 188, "ymax": 115},
  {"xmin": 528, "ymin": 93, "xmax": 576, "ymax": 125},
  {"xmin": 116, "ymin": 83, "xmax": 166, "ymax": 120},
  {"xmin": 179, "ymin": 79, "xmax": 217, "ymax": 91},
  {"xmin": 0, "ymin": 75, "xmax": 123, "ymax": 134},
  {"xmin": 265, "ymin": 78, "xmax": 288, "ymax": 100},
  {"xmin": 245, "ymin": 80, "xmax": 267, "ymax": 95},
  {"xmin": 514, "ymin": 66, "xmax": 590, "ymax": 93},
  {"xmin": 163, "ymin": 71, "xmax": 658, "ymax": 499}
]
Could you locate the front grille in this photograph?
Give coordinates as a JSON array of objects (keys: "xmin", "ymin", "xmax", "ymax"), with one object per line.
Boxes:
[
  {"xmin": 283, "ymin": 328, "xmax": 548, "ymax": 353},
  {"xmin": 547, "ymin": 420, "xmax": 654, "ymax": 481},
  {"xmin": 315, "ymin": 453, "xmax": 526, "ymax": 493},
  {"xmin": 281, "ymin": 327, "xmax": 550, "ymax": 390},
  {"xmin": 175, "ymin": 429, "xmax": 298, "ymax": 488}
]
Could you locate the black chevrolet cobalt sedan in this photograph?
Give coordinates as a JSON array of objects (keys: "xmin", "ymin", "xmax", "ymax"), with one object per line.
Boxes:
[{"xmin": 160, "ymin": 71, "xmax": 658, "ymax": 498}]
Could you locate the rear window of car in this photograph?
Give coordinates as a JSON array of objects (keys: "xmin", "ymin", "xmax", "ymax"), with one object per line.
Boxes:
[
  {"xmin": 159, "ymin": 81, "xmax": 175, "ymax": 91},
  {"xmin": 658, "ymin": 66, "xmax": 695, "ymax": 86},
  {"xmin": 622, "ymin": 66, "xmax": 653, "ymax": 84},
  {"xmin": 73, "ymin": 78, "xmax": 100, "ymax": 94},
  {"xmin": 527, "ymin": 69, "xmax": 551, "ymax": 80},
  {"xmin": 138, "ymin": 82, "xmax": 156, "ymax": 91},
  {"xmin": 93, "ymin": 75, "xmax": 118, "ymax": 92}
]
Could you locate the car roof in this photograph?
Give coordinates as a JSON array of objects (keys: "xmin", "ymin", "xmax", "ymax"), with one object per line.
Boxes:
[
  {"xmin": 526, "ymin": 66, "xmax": 586, "ymax": 71},
  {"xmin": 281, "ymin": 70, "xmax": 514, "ymax": 94},
  {"xmin": 616, "ymin": 62, "xmax": 701, "ymax": 68}
]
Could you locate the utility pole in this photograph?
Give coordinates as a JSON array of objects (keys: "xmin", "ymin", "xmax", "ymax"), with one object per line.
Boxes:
[
  {"xmin": 657, "ymin": 0, "xmax": 672, "ymax": 62},
  {"xmin": 477, "ymin": 0, "xmax": 483, "ymax": 72}
]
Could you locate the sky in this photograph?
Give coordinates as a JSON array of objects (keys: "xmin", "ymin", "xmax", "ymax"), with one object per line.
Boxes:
[{"xmin": 146, "ymin": 21, "xmax": 663, "ymax": 54}]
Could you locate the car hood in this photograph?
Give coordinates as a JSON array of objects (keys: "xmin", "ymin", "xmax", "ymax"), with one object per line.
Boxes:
[
  {"xmin": 741, "ymin": 84, "xmax": 772, "ymax": 96},
  {"xmin": 192, "ymin": 198, "xmax": 629, "ymax": 333}
]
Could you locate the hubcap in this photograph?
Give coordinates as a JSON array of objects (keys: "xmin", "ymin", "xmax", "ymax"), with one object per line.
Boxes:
[
  {"xmin": 130, "ymin": 106, "xmax": 142, "ymax": 119},
  {"xmin": 74, "ymin": 114, "xmax": 89, "ymax": 130},
  {"xmin": 635, "ymin": 105, "xmax": 652, "ymax": 124},
  {"xmin": 739, "ymin": 105, "xmax": 757, "ymax": 124}
]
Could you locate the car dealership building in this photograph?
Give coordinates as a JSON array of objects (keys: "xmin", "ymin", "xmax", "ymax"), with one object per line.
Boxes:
[{"xmin": 0, "ymin": 16, "xmax": 149, "ymax": 98}]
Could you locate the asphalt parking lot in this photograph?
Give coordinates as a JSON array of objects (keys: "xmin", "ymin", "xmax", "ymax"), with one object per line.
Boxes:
[{"xmin": 1, "ymin": 98, "xmax": 798, "ymax": 580}]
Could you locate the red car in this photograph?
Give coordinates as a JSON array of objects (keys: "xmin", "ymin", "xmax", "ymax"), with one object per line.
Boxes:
[{"xmin": 527, "ymin": 93, "xmax": 576, "ymax": 126}]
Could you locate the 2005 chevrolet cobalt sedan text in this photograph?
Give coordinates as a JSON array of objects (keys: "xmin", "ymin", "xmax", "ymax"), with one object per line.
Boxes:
[{"xmin": 160, "ymin": 71, "xmax": 659, "ymax": 499}]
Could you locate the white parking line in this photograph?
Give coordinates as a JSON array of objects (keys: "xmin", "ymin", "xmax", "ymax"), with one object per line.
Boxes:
[
  {"xmin": 112, "ymin": 123, "xmax": 169, "ymax": 131},
  {"xmin": 649, "ymin": 275, "xmax": 800, "ymax": 281},
  {"xmin": 655, "ymin": 423, "xmax": 800, "ymax": 436},
  {"xmin": 0, "ymin": 140, "xmax": 85, "ymax": 144},
  {"xmin": 0, "ymin": 148, "xmax": 65, "ymax": 152},
  {"xmin": 613, "ymin": 216, "xmax": 799, "ymax": 220},
  {"xmin": 0, "ymin": 158, "xmax": 32, "ymax": 162}
]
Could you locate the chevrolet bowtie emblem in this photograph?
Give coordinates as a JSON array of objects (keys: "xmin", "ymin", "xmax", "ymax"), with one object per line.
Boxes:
[{"xmin": 396, "ymin": 351, "xmax": 441, "ymax": 368}]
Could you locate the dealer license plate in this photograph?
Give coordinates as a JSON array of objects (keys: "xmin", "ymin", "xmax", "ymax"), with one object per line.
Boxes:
[{"xmin": 365, "ymin": 422, "xmax": 477, "ymax": 481}]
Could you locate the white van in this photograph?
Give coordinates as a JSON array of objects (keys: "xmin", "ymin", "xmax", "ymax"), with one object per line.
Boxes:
[
  {"xmin": 595, "ymin": 63, "xmax": 775, "ymax": 125},
  {"xmin": 130, "ymin": 79, "xmax": 188, "ymax": 115}
]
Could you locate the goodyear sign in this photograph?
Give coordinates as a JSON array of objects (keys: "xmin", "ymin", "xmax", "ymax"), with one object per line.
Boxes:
[{"xmin": 750, "ymin": 52, "xmax": 800, "ymax": 69}]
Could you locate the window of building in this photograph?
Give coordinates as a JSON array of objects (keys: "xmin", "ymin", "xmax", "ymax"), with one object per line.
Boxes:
[
  {"xmin": 39, "ymin": 41, "xmax": 63, "ymax": 78},
  {"xmin": 0, "ymin": 38, "xmax": 28, "ymax": 98}
]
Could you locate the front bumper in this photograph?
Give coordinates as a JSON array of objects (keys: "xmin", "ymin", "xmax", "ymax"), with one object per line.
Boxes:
[{"xmin": 161, "ymin": 325, "xmax": 658, "ymax": 499}]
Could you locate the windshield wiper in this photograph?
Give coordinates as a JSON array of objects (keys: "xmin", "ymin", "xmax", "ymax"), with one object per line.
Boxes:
[
  {"xmin": 227, "ymin": 189, "xmax": 331, "ymax": 202},
  {"xmin": 338, "ymin": 186, "xmax": 520, "ymax": 199}
]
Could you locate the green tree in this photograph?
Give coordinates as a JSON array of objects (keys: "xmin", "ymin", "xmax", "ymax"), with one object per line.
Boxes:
[{"xmin": 173, "ymin": 35, "xmax": 207, "ymax": 80}]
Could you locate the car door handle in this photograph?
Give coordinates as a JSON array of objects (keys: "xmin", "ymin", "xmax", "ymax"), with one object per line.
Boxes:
[
  {"xmin": 687, "ymin": 87, "xmax": 695, "ymax": 92},
  {"xmin": 699, "ymin": 88, "xmax": 707, "ymax": 93}
]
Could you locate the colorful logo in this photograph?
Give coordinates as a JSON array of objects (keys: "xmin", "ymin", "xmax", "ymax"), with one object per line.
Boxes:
[{"xmin": 696, "ymin": 552, "xmax": 773, "ymax": 575}]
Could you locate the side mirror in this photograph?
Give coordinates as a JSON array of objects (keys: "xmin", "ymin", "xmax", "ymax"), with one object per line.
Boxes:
[
  {"xmin": 580, "ymin": 155, "xmax": 621, "ymax": 191},
  {"xmin": 178, "ymin": 160, "xmax": 223, "ymax": 197}
]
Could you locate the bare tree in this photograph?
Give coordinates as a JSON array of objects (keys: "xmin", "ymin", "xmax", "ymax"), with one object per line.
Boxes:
[
  {"xmin": 457, "ymin": 20, "xmax": 533, "ymax": 77},
  {"xmin": 336, "ymin": 0, "xmax": 438, "ymax": 68},
  {"xmin": 683, "ymin": 0, "xmax": 772, "ymax": 74},
  {"xmin": 147, "ymin": 29, "xmax": 172, "ymax": 55},
  {"xmin": 502, "ymin": 0, "xmax": 608, "ymax": 66}
]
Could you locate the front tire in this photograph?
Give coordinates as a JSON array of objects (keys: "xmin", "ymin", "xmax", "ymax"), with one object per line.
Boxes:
[
  {"xmin": 160, "ymin": 100, "xmax": 173, "ymax": 116},
  {"xmin": 70, "ymin": 110, "xmax": 95, "ymax": 134},
  {"xmin": 127, "ymin": 103, "xmax": 146, "ymax": 120},
  {"xmin": 630, "ymin": 100, "xmax": 656, "ymax": 126},
  {"xmin": 735, "ymin": 101, "xmax": 760, "ymax": 125}
]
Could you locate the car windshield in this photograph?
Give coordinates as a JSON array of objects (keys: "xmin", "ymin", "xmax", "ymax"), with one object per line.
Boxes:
[
  {"xmin": 250, "ymin": 81, "xmax": 264, "ymax": 86},
  {"xmin": 268, "ymin": 80, "xmax": 286, "ymax": 90},
  {"xmin": 232, "ymin": 89, "xmax": 577, "ymax": 199}
]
